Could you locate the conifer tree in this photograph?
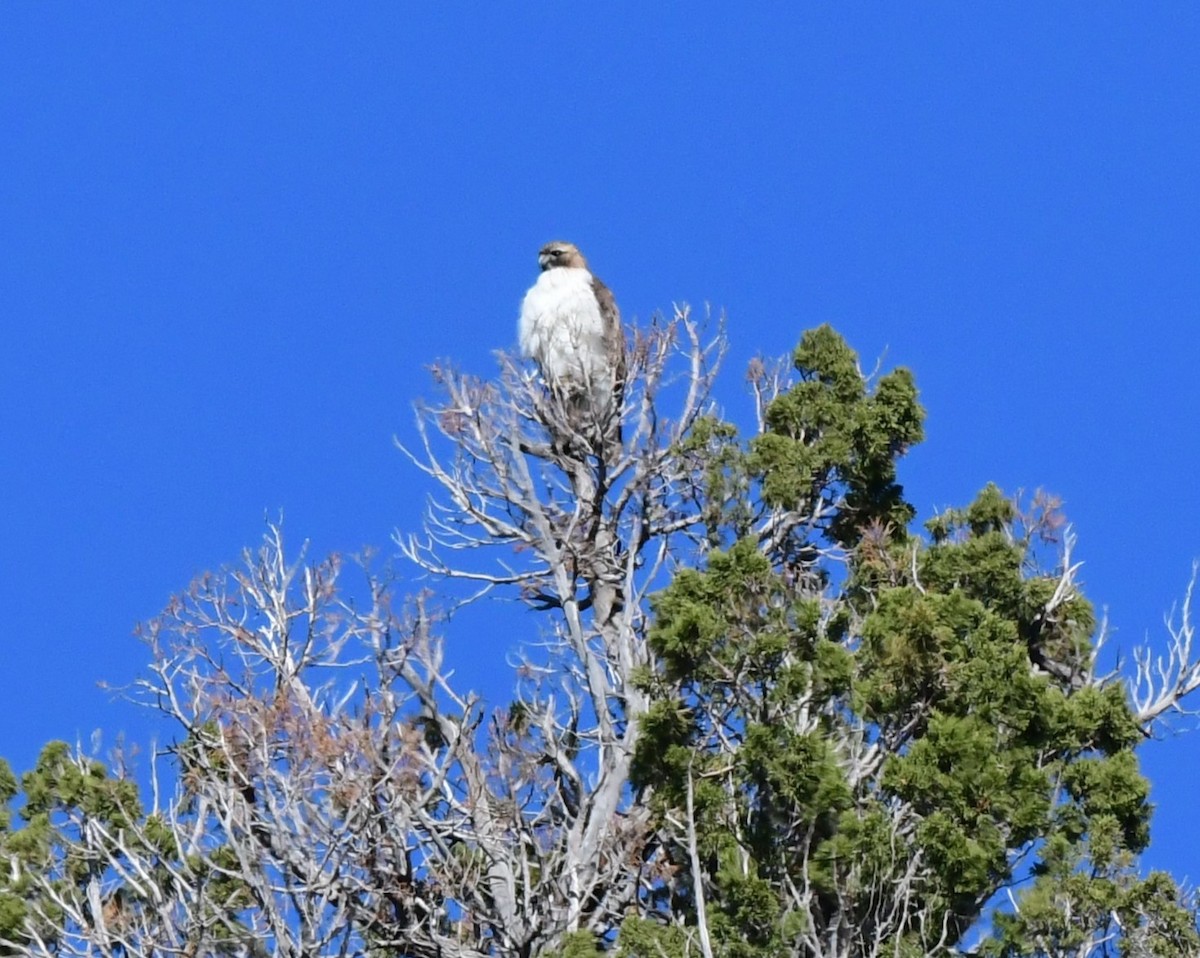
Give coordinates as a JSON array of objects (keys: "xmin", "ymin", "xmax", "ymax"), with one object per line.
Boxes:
[{"xmin": 630, "ymin": 327, "xmax": 1197, "ymax": 957}]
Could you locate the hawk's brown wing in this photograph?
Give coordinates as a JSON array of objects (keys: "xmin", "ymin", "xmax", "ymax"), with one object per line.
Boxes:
[{"xmin": 590, "ymin": 274, "xmax": 626, "ymax": 403}]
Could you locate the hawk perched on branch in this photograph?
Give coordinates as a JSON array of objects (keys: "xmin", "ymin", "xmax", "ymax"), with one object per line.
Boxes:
[{"xmin": 518, "ymin": 241, "xmax": 626, "ymax": 453}]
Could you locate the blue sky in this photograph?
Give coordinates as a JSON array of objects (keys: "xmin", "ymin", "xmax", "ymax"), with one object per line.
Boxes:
[{"xmin": 3, "ymin": 4, "xmax": 1199, "ymax": 884}]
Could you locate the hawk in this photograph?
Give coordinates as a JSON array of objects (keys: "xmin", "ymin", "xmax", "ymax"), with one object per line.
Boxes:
[{"xmin": 518, "ymin": 241, "xmax": 626, "ymax": 452}]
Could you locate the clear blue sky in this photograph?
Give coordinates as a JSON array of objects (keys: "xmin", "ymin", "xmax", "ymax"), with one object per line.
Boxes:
[{"xmin": 3, "ymin": 4, "xmax": 1199, "ymax": 882}]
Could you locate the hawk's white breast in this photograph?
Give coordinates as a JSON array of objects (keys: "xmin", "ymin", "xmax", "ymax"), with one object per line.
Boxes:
[{"xmin": 518, "ymin": 267, "xmax": 608, "ymax": 386}]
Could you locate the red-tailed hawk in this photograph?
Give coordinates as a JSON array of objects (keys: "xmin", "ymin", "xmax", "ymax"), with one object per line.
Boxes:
[{"xmin": 518, "ymin": 241, "xmax": 625, "ymax": 453}]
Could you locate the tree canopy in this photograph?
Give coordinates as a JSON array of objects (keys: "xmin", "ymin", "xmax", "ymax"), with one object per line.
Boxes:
[{"xmin": 2, "ymin": 319, "xmax": 1197, "ymax": 958}]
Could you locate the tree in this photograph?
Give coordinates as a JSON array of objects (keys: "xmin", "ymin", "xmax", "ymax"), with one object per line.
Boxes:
[{"xmin": 2, "ymin": 317, "xmax": 1198, "ymax": 957}]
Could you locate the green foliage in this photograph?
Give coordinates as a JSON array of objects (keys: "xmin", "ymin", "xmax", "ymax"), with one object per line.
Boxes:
[
  {"xmin": 748, "ymin": 324, "xmax": 924, "ymax": 549},
  {"xmin": 630, "ymin": 326, "xmax": 1194, "ymax": 956},
  {"xmin": 0, "ymin": 757, "xmax": 28, "ymax": 953},
  {"xmin": 676, "ymin": 414, "xmax": 753, "ymax": 547},
  {"xmin": 982, "ymin": 816, "xmax": 1199, "ymax": 957},
  {"xmin": 0, "ymin": 741, "xmax": 269, "ymax": 958},
  {"xmin": 648, "ymin": 537, "xmax": 790, "ymax": 681},
  {"xmin": 551, "ymin": 930, "xmax": 605, "ymax": 957},
  {"xmin": 613, "ymin": 916, "xmax": 690, "ymax": 958},
  {"xmin": 0, "ymin": 742, "xmax": 140, "ymax": 952}
]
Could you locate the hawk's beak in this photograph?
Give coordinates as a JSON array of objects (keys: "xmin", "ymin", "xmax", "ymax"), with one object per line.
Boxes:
[{"xmin": 538, "ymin": 254, "xmax": 552, "ymax": 270}]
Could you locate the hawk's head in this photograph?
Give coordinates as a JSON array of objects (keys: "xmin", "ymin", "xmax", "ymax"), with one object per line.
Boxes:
[{"xmin": 538, "ymin": 241, "xmax": 588, "ymax": 272}]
